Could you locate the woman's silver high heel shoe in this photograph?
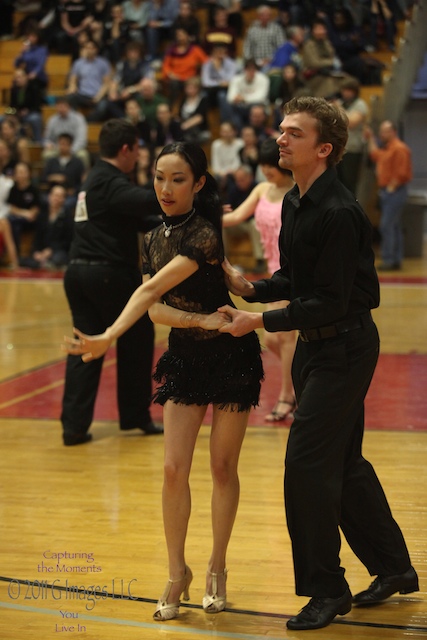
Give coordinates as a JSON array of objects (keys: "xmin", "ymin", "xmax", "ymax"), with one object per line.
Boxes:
[
  {"xmin": 202, "ymin": 569, "xmax": 228, "ymax": 613},
  {"xmin": 153, "ymin": 565, "xmax": 193, "ymax": 621}
]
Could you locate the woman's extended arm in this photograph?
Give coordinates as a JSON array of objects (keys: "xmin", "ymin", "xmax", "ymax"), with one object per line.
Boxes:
[
  {"xmin": 222, "ymin": 183, "xmax": 264, "ymax": 227},
  {"xmin": 148, "ymin": 301, "xmax": 231, "ymax": 330},
  {"xmin": 62, "ymin": 255, "xmax": 199, "ymax": 361}
]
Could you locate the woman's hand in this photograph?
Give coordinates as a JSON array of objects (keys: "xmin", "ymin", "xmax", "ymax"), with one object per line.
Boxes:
[
  {"xmin": 62, "ymin": 327, "xmax": 113, "ymax": 362},
  {"xmin": 198, "ymin": 310, "xmax": 232, "ymax": 331},
  {"xmin": 222, "ymin": 258, "xmax": 255, "ymax": 298}
]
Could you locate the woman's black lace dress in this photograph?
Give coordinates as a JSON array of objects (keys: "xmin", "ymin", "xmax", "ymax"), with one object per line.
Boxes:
[{"xmin": 142, "ymin": 211, "xmax": 264, "ymax": 411}]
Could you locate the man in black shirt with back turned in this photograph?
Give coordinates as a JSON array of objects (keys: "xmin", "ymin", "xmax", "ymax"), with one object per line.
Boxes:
[
  {"xmin": 217, "ymin": 97, "xmax": 418, "ymax": 630},
  {"xmin": 61, "ymin": 119, "xmax": 163, "ymax": 446}
]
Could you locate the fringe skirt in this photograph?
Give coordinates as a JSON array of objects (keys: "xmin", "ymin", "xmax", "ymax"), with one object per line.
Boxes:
[{"xmin": 153, "ymin": 330, "xmax": 264, "ymax": 412}]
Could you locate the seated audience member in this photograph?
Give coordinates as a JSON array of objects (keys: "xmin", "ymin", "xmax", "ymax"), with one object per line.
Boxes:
[
  {"xmin": 0, "ymin": 173, "xmax": 19, "ymax": 270},
  {"xmin": 135, "ymin": 77, "xmax": 169, "ymax": 129},
  {"xmin": 224, "ymin": 59, "xmax": 270, "ymax": 133},
  {"xmin": 8, "ymin": 69, "xmax": 43, "ymax": 142},
  {"xmin": 210, "ymin": 120, "xmax": 243, "ymax": 195},
  {"xmin": 178, "ymin": 77, "xmax": 211, "ymax": 144},
  {"xmin": 0, "ymin": 117, "xmax": 30, "ymax": 165},
  {"xmin": 20, "ymin": 185, "xmax": 73, "ymax": 270},
  {"xmin": 301, "ymin": 19, "xmax": 344, "ymax": 98},
  {"xmin": 268, "ymin": 25, "xmax": 305, "ymax": 99},
  {"xmin": 102, "ymin": 3, "xmax": 131, "ymax": 64},
  {"xmin": 238, "ymin": 125, "xmax": 260, "ymax": 176},
  {"xmin": 106, "ymin": 41, "xmax": 152, "ymax": 118},
  {"xmin": 42, "ymin": 97, "xmax": 89, "ymax": 168},
  {"xmin": 7, "ymin": 162, "xmax": 40, "ymax": 257},
  {"xmin": 88, "ymin": 0, "xmax": 112, "ymax": 48},
  {"xmin": 14, "ymin": 25, "xmax": 48, "ymax": 101},
  {"xmin": 327, "ymin": 9, "xmax": 379, "ymax": 85},
  {"xmin": 145, "ymin": 0, "xmax": 180, "ymax": 62},
  {"xmin": 223, "ymin": 163, "xmax": 265, "ymax": 273},
  {"xmin": 152, "ymin": 102, "xmax": 183, "ymax": 148},
  {"xmin": 124, "ymin": 99, "xmax": 153, "ymax": 148},
  {"xmin": 122, "ymin": 0, "xmax": 150, "ymax": 42},
  {"xmin": 0, "ymin": 139, "xmax": 16, "ymax": 178},
  {"xmin": 368, "ymin": 0, "xmax": 396, "ymax": 52},
  {"xmin": 134, "ymin": 144, "xmax": 154, "ymax": 188},
  {"xmin": 203, "ymin": 6, "xmax": 238, "ymax": 58},
  {"xmin": 242, "ymin": 5, "xmax": 286, "ymax": 72},
  {"xmin": 204, "ymin": 0, "xmax": 243, "ymax": 38},
  {"xmin": 66, "ymin": 40, "xmax": 112, "ymax": 121},
  {"xmin": 41, "ymin": 133, "xmax": 86, "ymax": 208},
  {"xmin": 336, "ymin": 77, "xmax": 369, "ymax": 194},
  {"xmin": 162, "ymin": 28, "xmax": 209, "ymax": 108},
  {"xmin": 56, "ymin": 0, "xmax": 94, "ymax": 57},
  {"xmin": 201, "ymin": 43, "xmax": 237, "ymax": 116},
  {"xmin": 172, "ymin": 0, "xmax": 201, "ymax": 43},
  {"xmin": 271, "ymin": 63, "xmax": 307, "ymax": 128},
  {"xmin": 247, "ymin": 104, "xmax": 275, "ymax": 145}
]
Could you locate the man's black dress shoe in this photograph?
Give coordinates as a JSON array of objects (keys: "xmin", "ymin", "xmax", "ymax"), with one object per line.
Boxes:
[
  {"xmin": 286, "ymin": 589, "xmax": 352, "ymax": 630},
  {"xmin": 140, "ymin": 421, "xmax": 164, "ymax": 435},
  {"xmin": 352, "ymin": 566, "xmax": 419, "ymax": 606},
  {"xmin": 63, "ymin": 433, "xmax": 93, "ymax": 446}
]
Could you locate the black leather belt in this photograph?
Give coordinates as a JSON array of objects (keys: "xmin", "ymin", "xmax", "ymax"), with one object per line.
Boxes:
[
  {"xmin": 298, "ymin": 313, "xmax": 373, "ymax": 342},
  {"xmin": 69, "ymin": 259, "xmax": 112, "ymax": 266}
]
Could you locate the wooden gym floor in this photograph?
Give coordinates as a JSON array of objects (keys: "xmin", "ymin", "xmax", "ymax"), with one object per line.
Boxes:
[{"xmin": 0, "ymin": 248, "xmax": 426, "ymax": 640}]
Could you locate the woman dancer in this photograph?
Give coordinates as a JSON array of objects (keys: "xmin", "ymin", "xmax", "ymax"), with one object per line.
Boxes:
[
  {"xmin": 223, "ymin": 137, "xmax": 296, "ymax": 421},
  {"xmin": 63, "ymin": 141, "xmax": 263, "ymax": 620}
]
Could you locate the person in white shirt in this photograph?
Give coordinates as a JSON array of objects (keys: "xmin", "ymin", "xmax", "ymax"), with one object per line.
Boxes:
[
  {"xmin": 210, "ymin": 121, "xmax": 243, "ymax": 196},
  {"xmin": 223, "ymin": 58, "xmax": 270, "ymax": 133}
]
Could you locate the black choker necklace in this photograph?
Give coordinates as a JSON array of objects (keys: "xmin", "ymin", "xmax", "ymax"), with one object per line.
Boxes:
[{"xmin": 162, "ymin": 209, "xmax": 196, "ymax": 237}]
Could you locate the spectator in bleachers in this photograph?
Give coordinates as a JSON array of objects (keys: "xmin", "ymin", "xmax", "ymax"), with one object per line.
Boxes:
[
  {"xmin": 42, "ymin": 97, "xmax": 89, "ymax": 168},
  {"xmin": 242, "ymin": 5, "xmax": 286, "ymax": 72},
  {"xmin": 106, "ymin": 41, "xmax": 152, "ymax": 119},
  {"xmin": 66, "ymin": 39, "xmax": 112, "ymax": 121},
  {"xmin": 0, "ymin": 172, "xmax": 18, "ymax": 271},
  {"xmin": 335, "ymin": 77, "xmax": 369, "ymax": 195},
  {"xmin": 271, "ymin": 63, "xmax": 307, "ymax": 129},
  {"xmin": 203, "ymin": 0, "xmax": 243, "ymax": 38},
  {"xmin": 162, "ymin": 27, "xmax": 209, "ymax": 109},
  {"xmin": 124, "ymin": 98, "xmax": 153, "ymax": 147},
  {"xmin": 56, "ymin": 0, "xmax": 94, "ymax": 58},
  {"xmin": 135, "ymin": 77, "xmax": 169, "ymax": 129},
  {"xmin": 7, "ymin": 161, "xmax": 40, "ymax": 257},
  {"xmin": 0, "ymin": 117, "xmax": 30, "ymax": 165},
  {"xmin": 19, "ymin": 184, "xmax": 73, "ymax": 270},
  {"xmin": 201, "ymin": 43, "xmax": 237, "ymax": 118},
  {"xmin": 238, "ymin": 125, "xmax": 260, "ymax": 175},
  {"xmin": 134, "ymin": 144, "xmax": 155, "ymax": 188},
  {"xmin": 301, "ymin": 18, "xmax": 344, "ymax": 98},
  {"xmin": 122, "ymin": 0, "xmax": 150, "ymax": 43},
  {"xmin": 269, "ymin": 25, "xmax": 304, "ymax": 70},
  {"xmin": 210, "ymin": 120, "xmax": 243, "ymax": 195},
  {"xmin": 368, "ymin": 0, "xmax": 396, "ymax": 52},
  {"xmin": 203, "ymin": 6, "xmax": 237, "ymax": 58},
  {"xmin": 8, "ymin": 68, "xmax": 43, "ymax": 142},
  {"xmin": 145, "ymin": 0, "xmax": 180, "ymax": 62},
  {"xmin": 247, "ymin": 104, "xmax": 275, "ymax": 145},
  {"xmin": 222, "ymin": 163, "xmax": 266, "ymax": 274},
  {"xmin": 327, "ymin": 9, "xmax": 380, "ymax": 85},
  {"xmin": 0, "ymin": 139, "xmax": 16, "ymax": 178},
  {"xmin": 102, "ymin": 3, "xmax": 131, "ymax": 63},
  {"xmin": 224, "ymin": 59, "xmax": 270, "ymax": 133},
  {"xmin": 41, "ymin": 133, "xmax": 86, "ymax": 208},
  {"xmin": 152, "ymin": 102, "xmax": 183, "ymax": 148},
  {"xmin": 178, "ymin": 77, "xmax": 211, "ymax": 144},
  {"xmin": 14, "ymin": 25, "xmax": 48, "ymax": 101},
  {"xmin": 171, "ymin": 1, "xmax": 201, "ymax": 43}
]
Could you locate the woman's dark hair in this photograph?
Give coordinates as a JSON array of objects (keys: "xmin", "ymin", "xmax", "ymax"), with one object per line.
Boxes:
[
  {"xmin": 99, "ymin": 119, "xmax": 139, "ymax": 158},
  {"xmin": 259, "ymin": 137, "xmax": 292, "ymax": 176},
  {"xmin": 156, "ymin": 141, "xmax": 223, "ymax": 235}
]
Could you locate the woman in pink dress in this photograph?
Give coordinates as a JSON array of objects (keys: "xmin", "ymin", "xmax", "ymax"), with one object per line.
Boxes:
[{"xmin": 223, "ymin": 137, "xmax": 296, "ymax": 420}]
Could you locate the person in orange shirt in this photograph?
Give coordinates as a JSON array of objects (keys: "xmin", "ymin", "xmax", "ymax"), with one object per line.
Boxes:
[
  {"xmin": 366, "ymin": 120, "xmax": 412, "ymax": 271},
  {"xmin": 162, "ymin": 28, "xmax": 209, "ymax": 110}
]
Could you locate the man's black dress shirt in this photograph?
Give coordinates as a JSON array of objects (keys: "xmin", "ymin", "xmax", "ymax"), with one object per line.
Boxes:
[{"xmin": 248, "ymin": 167, "xmax": 380, "ymax": 332}]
